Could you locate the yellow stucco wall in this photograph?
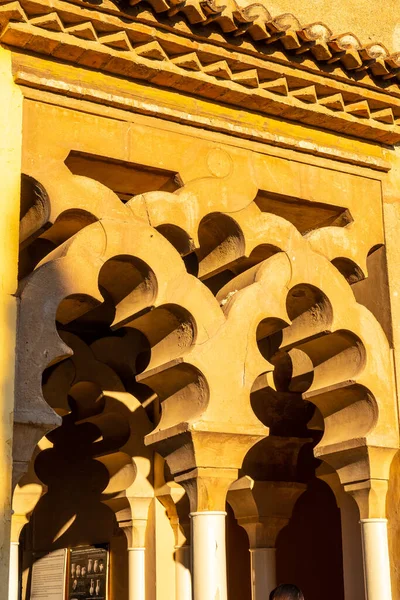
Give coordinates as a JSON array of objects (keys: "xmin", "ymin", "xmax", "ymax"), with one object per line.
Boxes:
[
  {"xmin": 387, "ymin": 451, "xmax": 400, "ymax": 600},
  {"xmin": 0, "ymin": 46, "xmax": 22, "ymax": 593},
  {"xmin": 247, "ymin": 0, "xmax": 400, "ymax": 51}
]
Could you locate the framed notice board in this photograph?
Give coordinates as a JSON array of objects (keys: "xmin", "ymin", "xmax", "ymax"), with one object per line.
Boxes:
[
  {"xmin": 68, "ymin": 546, "xmax": 109, "ymax": 600},
  {"xmin": 31, "ymin": 549, "xmax": 68, "ymax": 600}
]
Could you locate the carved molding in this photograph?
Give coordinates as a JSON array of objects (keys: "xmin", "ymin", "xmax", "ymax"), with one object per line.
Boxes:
[{"xmin": 2, "ymin": 0, "xmax": 400, "ymax": 143}]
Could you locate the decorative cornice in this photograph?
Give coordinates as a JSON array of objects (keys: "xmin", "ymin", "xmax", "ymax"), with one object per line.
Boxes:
[
  {"xmin": 32, "ymin": 0, "xmax": 400, "ymax": 94},
  {"xmin": 2, "ymin": 0, "xmax": 400, "ymax": 143},
  {"xmin": 17, "ymin": 72, "xmax": 390, "ymax": 171},
  {"xmin": 51, "ymin": 0, "xmax": 400, "ymax": 88}
]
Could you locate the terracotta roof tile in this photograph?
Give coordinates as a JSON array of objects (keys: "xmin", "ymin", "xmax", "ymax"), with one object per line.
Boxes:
[{"xmin": 117, "ymin": 0, "xmax": 400, "ymax": 86}]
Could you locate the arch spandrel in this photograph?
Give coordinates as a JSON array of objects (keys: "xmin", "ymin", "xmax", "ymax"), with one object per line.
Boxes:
[
  {"xmin": 129, "ymin": 182, "xmax": 379, "ymax": 294},
  {"xmin": 252, "ymin": 153, "xmax": 384, "ymax": 277},
  {"xmin": 28, "ymin": 166, "xmax": 129, "ymax": 226},
  {"xmin": 20, "ymin": 119, "xmax": 384, "ymax": 290}
]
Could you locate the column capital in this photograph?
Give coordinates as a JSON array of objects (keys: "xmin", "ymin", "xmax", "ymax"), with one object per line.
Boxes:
[
  {"xmin": 148, "ymin": 428, "xmax": 266, "ymax": 477},
  {"xmin": 10, "ymin": 514, "xmax": 28, "ymax": 544},
  {"xmin": 227, "ymin": 477, "xmax": 306, "ymax": 547},
  {"xmin": 151, "ymin": 427, "xmax": 265, "ymax": 512},
  {"xmin": 176, "ymin": 467, "xmax": 238, "ymax": 512},
  {"xmin": 344, "ymin": 478, "xmax": 388, "ymax": 520},
  {"xmin": 316, "ymin": 445, "xmax": 397, "ymax": 519},
  {"xmin": 117, "ymin": 496, "xmax": 152, "ymax": 548},
  {"xmin": 154, "ymin": 453, "xmax": 190, "ymax": 547},
  {"xmin": 156, "ymin": 480, "xmax": 190, "ymax": 546},
  {"xmin": 315, "ymin": 444, "xmax": 397, "ymax": 488}
]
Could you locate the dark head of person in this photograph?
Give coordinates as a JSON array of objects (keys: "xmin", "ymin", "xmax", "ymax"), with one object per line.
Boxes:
[{"xmin": 269, "ymin": 584, "xmax": 304, "ymax": 600}]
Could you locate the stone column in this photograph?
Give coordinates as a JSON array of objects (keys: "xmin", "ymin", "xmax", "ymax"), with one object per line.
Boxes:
[
  {"xmin": 145, "ymin": 399, "xmax": 266, "ymax": 600},
  {"xmin": 176, "ymin": 467, "xmax": 240, "ymax": 600},
  {"xmin": 360, "ymin": 518, "xmax": 391, "ymax": 600},
  {"xmin": 8, "ymin": 514, "xmax": 28, "ymax": 600},
  {"xmin": 174, "ymin": 544, "xmax": 191, "ymax": 600},
  {"xmin": 0, "ymin": 46, "xmax": 23, "ymax": 590},
  {"xmin": 191, "ymin": 510, "xmax": 227, "ymax": 600},
  {"xmin": 249, "ymin": 547, "xmax": 276, "ymax": 600},
  {"xmin": 8, "ymin": 542, "xmax": 20, "ymax": 600},
  {"xmin": 128, "ymin": 548, "xmax": 145, "ymax": 600},
  {"xmin": 118, "ymin": 497, "xmax": 152, "ymax": 600},
  {"xmin": 8, "ymin": 474, "xmax": 46, "ymax": 600},
  {"xmin": 317, "ymin": 463, "xmax": 364, "ymax": 600},
  {"xmin": 228, "ymin": 478, "xmax": 306, "ymax": 600},
  {"xmin": 155, "ymin": 458, "xmax": 192, "ymax": 600},
  {"xmin": 345, "ymin": 478, "xmax": 392, "ymax": 600}
]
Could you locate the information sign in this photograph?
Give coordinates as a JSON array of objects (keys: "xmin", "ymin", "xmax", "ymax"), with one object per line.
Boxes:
[
  {"xmin": 68, "ymin": 546, "xmax": 108, "ymax": 600},
  {"xmin": 31, "ymin": 549, "xmax": 67, "ymax": 600}
]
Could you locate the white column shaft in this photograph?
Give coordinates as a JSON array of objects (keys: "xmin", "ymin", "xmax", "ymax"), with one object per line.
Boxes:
[
  {"xmin": 360, "ymin": 518, "xmax": 392, "ymax": 600},
  {"xmin": 338, "ymin": 496, "xmax": 364, "ymax": 600},
  {"xmin": 175, "ymin": 545, "xmax": 191, "ymax": 600},
  {"xmin": 128, "ymin": 548, "xmax": 145, "ymax": 600},
  {"xmin": 8, "ymin": 542, "xmax": 19, "ymax": 600},
  {"xmin": 250, "ymin": 548, "xmax": 276, "ymax": 600},
  {"xmin": 191, "ymin": 511, "xmax": 227, "ymax": 600}
]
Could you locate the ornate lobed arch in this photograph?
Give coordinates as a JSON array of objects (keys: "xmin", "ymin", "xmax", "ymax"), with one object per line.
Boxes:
[
  {"xmin": 13, "ymin": 159, "xmax": 399, "ymax": 600},
  {"xmin": 14, "ymin": 162, "xmax": 398, "ymax": 497}
]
